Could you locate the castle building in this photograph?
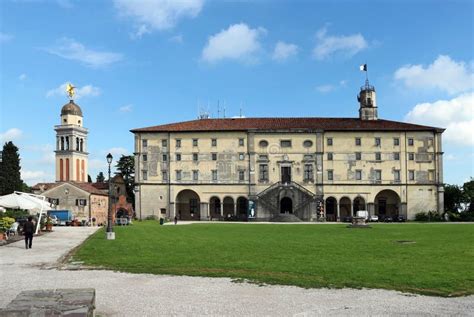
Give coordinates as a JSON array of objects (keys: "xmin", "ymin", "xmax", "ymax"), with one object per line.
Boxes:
[{"xmin": 131, "ymin": 83, "xmax": 444, "ymax": 221}]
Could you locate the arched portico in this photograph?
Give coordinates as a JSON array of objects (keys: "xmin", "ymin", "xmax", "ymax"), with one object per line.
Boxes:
[
  {"xmin": 176, "ymin": 189, "xmax": 200, "ymax": 220},
  {"xmin": 325, "ymin": 197, "xmax": 337, "ymax": 221},
  {"xmin": 280, "ymin": 197, "xmax": 293, "ymax": 214},
  {"xmin": 223, "ymin": 196, "xmax": 235, "ymax": 218},
  {"xmin": 339, "ymin": 197, "xmax": 351, "ymax": 220},
  {"xmin": 210, "ymin": 196, "xmax": 221, "ymax": 219},
  {"xmin": 375, "ymin": 189, "xmax": 401, "ymax": 220},
  {"xmin": 237, "ymin": 196, "xmax": 249, "ymax": 220},
  {"xmin": 353, "ymin": 196, "xmax": 366, "ymax": 215}
]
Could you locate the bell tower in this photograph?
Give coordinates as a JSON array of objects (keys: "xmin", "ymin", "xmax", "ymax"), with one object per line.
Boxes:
[
  {"xmin": 358, "ymin": 64, "xmax": 378, "ymax": 120},
  {"xmin": 54, "ymin": 84, "xmax": 88, "ymax": 182}
]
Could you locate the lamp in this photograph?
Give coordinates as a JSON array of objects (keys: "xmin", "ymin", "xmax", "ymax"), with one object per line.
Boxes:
[{"xmin": 106, "ymin": 153, "xmax": 115, "ymax": 240}]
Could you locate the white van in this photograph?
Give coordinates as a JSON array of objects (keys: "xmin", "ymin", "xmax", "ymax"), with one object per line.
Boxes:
[{"xmin": 356, "ymin": 210, "xmax": 369, "ymax": 221}]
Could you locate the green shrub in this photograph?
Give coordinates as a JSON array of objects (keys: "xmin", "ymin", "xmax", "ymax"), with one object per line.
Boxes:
[
  {"xmin": 1, "ymin": 209, "xmax": 29, "ymax": 219},
  {"xmin": 145, "ymin": 215, "xmax": 158, "ymax": 220},
  {"xmin": 415, "ymin": 212, "xmax": 429, "ymax": 221},
  {"xmin": 415, "ymin": 211, "xmax": 443, "ymax": 222},
  {"xmin": 0, "ymin": 217, "xmax": 16, "ymax": 232}
]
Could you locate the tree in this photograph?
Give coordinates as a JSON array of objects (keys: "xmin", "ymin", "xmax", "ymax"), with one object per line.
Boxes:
[
  {"xmin": 462, "ymin": 178, "xmax": 474, "ymax": 212},
  {"xmin": 0, "ymin": 142, "xmax": 24, "ymax": 195},
  {"xmin": 444, "ymin": 184, "xmax": 465, "ymax": 212},
  {"xmin": 96, "ymin": 172, "xmax": 105, "ymax": 183},
  {"xmin": 115, "ymin": 155, "xmax": 135, "ymax": 206},
  {"xmin": 87, "ymin": 174, "xmax": 92, "ymax": 183}
]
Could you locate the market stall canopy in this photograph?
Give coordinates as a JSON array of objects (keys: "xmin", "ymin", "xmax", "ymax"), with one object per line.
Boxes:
[{"xmin": 0, "ymin": 192, "xmax": 52, "ymax": 211}]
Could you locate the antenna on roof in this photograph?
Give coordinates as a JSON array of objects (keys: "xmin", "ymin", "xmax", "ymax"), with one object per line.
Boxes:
[
  {"xmin": 217, "ymin": 100, "xmax": 220, "ymax": 119},
  {"xmin": 197, "ymin": 99, "xmax": 209, "ymax": 119}
]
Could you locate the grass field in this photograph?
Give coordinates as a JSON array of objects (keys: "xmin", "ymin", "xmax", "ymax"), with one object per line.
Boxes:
[{"xmin": 73, "ymin": 222, "xmax": 474, "ymax": 297}]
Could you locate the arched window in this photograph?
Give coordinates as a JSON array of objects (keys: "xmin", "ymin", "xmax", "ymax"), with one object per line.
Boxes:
[
  {"xmin": 76, "ymin": 137, "xmax": 79, "ymax": 151},
  {"xmin": 61, "ymin": 137, "xmax": 64, "ymax": 150},
  {"xmin": 59, "ymin": 159, "xmax": 64, "ymax": 181},
  {"xmin": 80, "ymin": 139, "xmax": 84, "ymax": 152},
  {"xmin": 65, "ymin": 137, "xmax": 69, "ymax": 150}
]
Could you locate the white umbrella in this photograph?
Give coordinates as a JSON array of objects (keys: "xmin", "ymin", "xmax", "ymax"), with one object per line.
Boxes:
[{"xmin": 0, "ymin": 193, "xmax": 39, "ymax": 210}]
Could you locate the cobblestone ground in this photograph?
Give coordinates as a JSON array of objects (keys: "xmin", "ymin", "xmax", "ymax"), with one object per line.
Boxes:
[{"xmin": 1, "ymin": 227, "xmax": 472, "ymax": 316}]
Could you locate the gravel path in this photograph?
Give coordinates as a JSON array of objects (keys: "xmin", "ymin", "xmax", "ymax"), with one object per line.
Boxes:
[{"xmin": 0, "ymin": 227, "xmax": 472, "ymax": 316}]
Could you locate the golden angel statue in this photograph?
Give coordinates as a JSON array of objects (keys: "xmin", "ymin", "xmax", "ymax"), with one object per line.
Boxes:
[{"xmin": 66, "ymin": 83, "xmax": 76, "ymax": 99}]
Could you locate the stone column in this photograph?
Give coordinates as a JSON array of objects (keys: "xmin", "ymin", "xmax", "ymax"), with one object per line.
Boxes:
[
  {"xmin": 367, "ymin": 203, "xmax": 375, "ymax": 217},
  {"xmin": 219, "ymin": 202, "xmax": 223, "ymax": 217},
  {"xmin": 336, "ymin": 202, "xmax": 340, "ymax": 222}
]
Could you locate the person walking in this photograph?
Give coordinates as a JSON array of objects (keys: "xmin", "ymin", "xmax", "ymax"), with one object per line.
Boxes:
[
  {"xmin": 174, "ymin": 216, "xmax": 178, "ymax": 225},
  {"xmin": 23, "ymin": 216, "xmax": 35, "ymax": 249}
]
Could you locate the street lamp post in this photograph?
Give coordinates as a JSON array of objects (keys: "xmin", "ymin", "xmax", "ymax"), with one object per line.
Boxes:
[{"xmin": 106, "ymin": 153, "xmax": 115, "ymax": 240}]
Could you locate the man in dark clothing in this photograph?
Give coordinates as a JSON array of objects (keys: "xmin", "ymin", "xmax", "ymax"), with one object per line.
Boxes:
[{"xmin": 23, "ymin": 216, "xmax": 35, "ymax": 249}]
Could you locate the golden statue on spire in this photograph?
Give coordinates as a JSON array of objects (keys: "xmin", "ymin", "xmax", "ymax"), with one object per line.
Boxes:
[{"xmin": 66, "ymin": 83, "xmax": 76, "ymax": 99}]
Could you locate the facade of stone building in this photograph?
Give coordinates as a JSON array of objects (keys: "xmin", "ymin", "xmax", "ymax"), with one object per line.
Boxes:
[
  {"xmin": 32, "ymin": 182, "xmax": 108, "ymax": 224},
  {"xmin": 131, "ymin": 84, "xmax": 444, "ymax": 221}
]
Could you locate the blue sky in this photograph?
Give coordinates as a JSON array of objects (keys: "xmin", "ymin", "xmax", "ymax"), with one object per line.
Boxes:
[{"xmin": 0, "ymin": 0, "xmax": 473, "ymax": 185}]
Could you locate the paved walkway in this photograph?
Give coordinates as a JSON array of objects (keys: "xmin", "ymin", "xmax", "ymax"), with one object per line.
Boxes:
[{"xmin": 1, "ymin": 227, "xmax": 473, "ymax": 316}]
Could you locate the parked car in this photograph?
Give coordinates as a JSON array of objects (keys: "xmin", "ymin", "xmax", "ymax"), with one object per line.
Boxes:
[
  {"xmin": 384, "ymin": 216, "xmax": 393, "ymax": 223},
  {"xmin": 395, "ymin": 215, "xmax": 406, "ymax": 222},
  {"xmin": 356, "ymin": 210, "xmax": 369, "ymax": 221},
  {"xmin": 343, "ymin": 216, "xmax": 353, "ymax": 223},
  {"xmin": 48, "ymin": 215, "xmax": 58, "ymax": 225},
  {"xmin": 369, "ymin": 215, "xmax": 379, "ymax": 222}
]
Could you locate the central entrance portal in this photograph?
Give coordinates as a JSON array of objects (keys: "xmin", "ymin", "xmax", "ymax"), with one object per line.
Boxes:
[
  {"xmin": 281, "ymin": 166, "xmax": 291, "ymax": 183},
  {"xmin": 280, "ymin": 197, "xmax": 293, "ymax": 214}
]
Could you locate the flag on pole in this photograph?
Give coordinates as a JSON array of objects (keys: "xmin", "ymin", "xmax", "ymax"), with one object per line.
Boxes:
[{"xmin": 360, "ymin": 64, "xmax": 367, "ymax": 71}]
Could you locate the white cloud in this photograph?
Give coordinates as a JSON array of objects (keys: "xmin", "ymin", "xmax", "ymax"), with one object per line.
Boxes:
[
  {"xmin": 169, "ymin": 34, "xmax": 183, "ymax": 44},
  {"xmin": 45, "ymin": 38, "xmax": 123, "ymax": 68},
  {"xmin": 119, "ymin": 104, "xmax": 133, "ymax": 112},
  {"xmin": 18, "ymin": 74, "xmax": 27, "ymax": 81},
  {"xmin": 0, "ymin": 32, "xmax": 13, "ymax": 43},
  {"xmin": 114, "ymin": 0, "xmax": 204, "ymax": 37},
  {"xmin": 394, "ymin": 55, "xmax": 474, "ymax": 95},
  {"xmin": 272, "ymin": 41, "xmax": 298, "ymax": 62},
  {"xmin": 22, "ymin": 170, "xmax": 54, "ymax": 185},
  {"xmin": 201, "ymin": 23, "xmax": 266, "ymax": 64},
  {"xmin": 313, "ymin": 27, "xmax": 368, "ymax": 60},
  {"xmin": 0, "ymin": 128, "xmax": 23, "ymax": 143},
  {"xmin": 46, "ymin": 83, "xmax": 101, "ymax": 99},
  {"xmin": 315, "ymin": 84, "xmax": 335, "ymax": 93},
  {"xmin": 404, "ymin": 92, "xmax": 474, "ymax": 145}
]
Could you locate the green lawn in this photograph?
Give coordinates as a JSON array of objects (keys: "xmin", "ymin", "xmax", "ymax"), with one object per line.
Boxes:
[{"xmin": 73, "ymin": 222, "xmax": 474, "ymax": 297}]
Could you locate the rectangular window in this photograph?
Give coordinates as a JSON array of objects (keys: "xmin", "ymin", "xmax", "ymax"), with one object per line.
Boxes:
[
  {"xmin": 239, "ymin": 153, "xmax": 245, "ymax": 160},
  {"xmin": 327, "ymin": 138, "xmax": 333, "ymax": 146},
  {"xmin": 189, "ymin": 199, "xmax": 198, "ymax": 214},
  {"xmin": 394, "ymin": 170, "xmax": 400, "ymax": 181},
  {"xmin": 327, "ymin": 152, "xmax": 333, "ymax": 161},
  {"xmin": 176, "ymin": 139, "xmax": 181, "ymax": 148},
  {"xmin": 212, "ymin": 153, "xmax": 217, "ymax": 161},
  {"xmin": 409, "ymin": 170, "xmax": 415, "ymax": 181},
  {"xmin": 428, "ymin": 138, "xmax": 434, "ymax": 147},
  {"xmin": 176, "ymin": 153, "xmax": 181, "ymax": 161},
  {"xmin": 394, "ymin": 152, "xmax": 400, "ymax": 160},
  {"xmin": 193, "ymin": 139, "xmax": 198, "ymax": 147},
  {"xmin": 162, "ymin": 154, "xmax": 167, "ymax": 162},
  {"xmin": 280, "ymin": 140, "xmax": 292, "ymax": 148},
  {"xmin": 212, "ymin": 170, "xmax": 218, "ymax": 181},
  {"xmin": 375, "ymin": 152, "xmax": 381, "ymax": 161},
  {"xmin": 142, "ymin": 170, "xmax": 148, "ymax": 181},
  {"xmin": 211, "ymin": 138, "xmax": 217, "ymax": 147},
  {"xmin": 375, "ymin": 170, "xmax": 382, "ymax": 181},
  {"xmin": 408, "ymin": 153, "xmax": 414, "ymax": 160},
  {"xmin": 355, "ymin": 152, "xmax": 361, "ymax": 160},
  {"xmin": 176, "ymin": 170, "xmax": 182, "ymax": 181},
  {"xmin": 162, "ymin": 171, "xmax": 168, "ymax": 181},
  {"xmin": 193, "ymin": 170, "xmax": 199, "ymax": 181},
  {"xmin": 142, "ymin": 139, "xmax": 148, "ymax": 148},
  {"xmin": 143, "ymin": 154, "xmax": 148, "ymax": 162},
  {"xmin": 259, "ymin": 164, "xmax": 268, "ymax": 182},
  {"xmin": 48, "ymin": 198, "xmax": 59, "ymax": 205},
  {"xmin": 394, "ymin": 138, "xmax": 400, "ymax": 146},
  {"xmin": 162, "ymin": 139, "xmax": 167, "ymax": 147},
  {"xmin": 356, "ymin": 170, "xmax": 362, "ymax": 180},
  {"xmin": 193, "ymin": 153, "xmax": 198, "ymax": 162},
  {"xmin": 76, "ymin": 199, "xmax": 87, "ymax": 206},
  {"xmin": 239, "ymin": 170, "xmax": 245, "ymax": 181},
  {"xmin": 327, "ymin": 170, "xmax": 333, "ymax": 181},
  {"xmin": 408, "ymin": 138, "xmax": 414, "ymax": 146},
  {"xmin": 429, "ymin": 170, "xmax": 435, "ymax": 181},
  {"xmin": 304, "ymin": 164, "xmax": 313, "ymax": 181},
  {"xmin": 355, "ymin": 138, "xmax": 361, "ymax": 146},
  {"xmin": 375, "ymin": 137, "xmax": 381, "ymax": 146},
  {"xmin": 239, "ymin": 138, "xmax": 245, "ymax": 146}
]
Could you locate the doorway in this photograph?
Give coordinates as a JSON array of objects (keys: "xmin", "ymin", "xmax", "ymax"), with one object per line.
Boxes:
[
  {"xmin": 280, "ymin": 197, "xmax": 293, "ymax": 214},
  {"xmin": 281, "ymin": 166, "xmax": 291, "ymax": 183}
]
